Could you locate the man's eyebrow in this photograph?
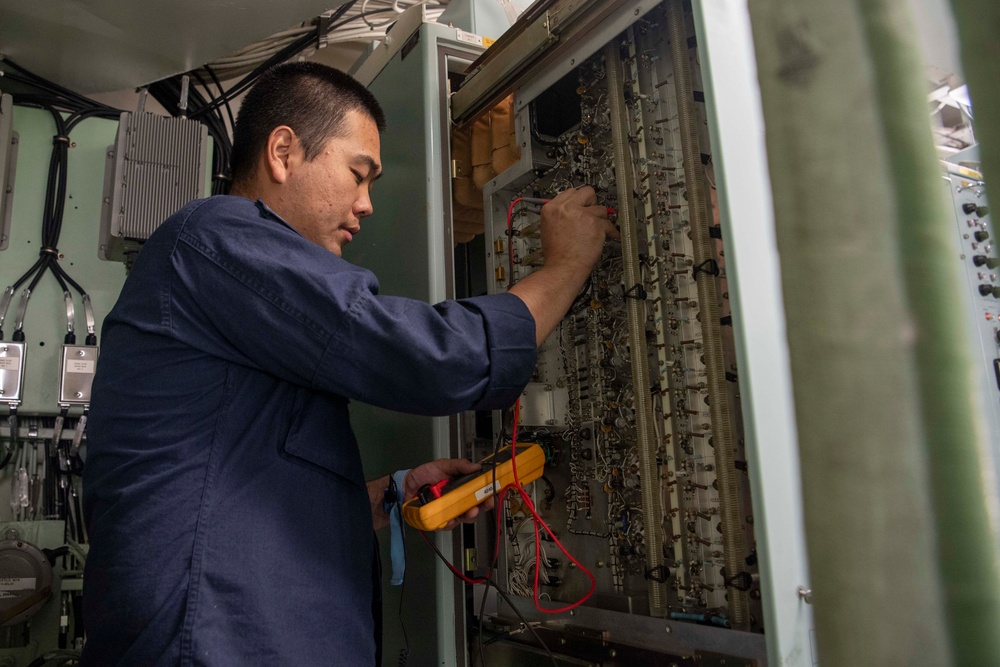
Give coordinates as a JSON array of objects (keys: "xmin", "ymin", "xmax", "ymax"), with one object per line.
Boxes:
[{"xmin": 354, "ymin": 154, "xmax": 383, "ymax": 180}]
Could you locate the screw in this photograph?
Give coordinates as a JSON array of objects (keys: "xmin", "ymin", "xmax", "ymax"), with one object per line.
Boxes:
[
  {"xmin": 797, "ymin": 586, "xmax": 813, "ymax": 604},
  {"xmin": 665, "ymin": 626, "xmax": 672, "ymax": 634},
  {"xmin": 75, "ymin": 392, "xmax": 83, "ymax": 399},
  {"xmin": 77, "ymin": 350, "xmax": 86, "ymax": 357}
]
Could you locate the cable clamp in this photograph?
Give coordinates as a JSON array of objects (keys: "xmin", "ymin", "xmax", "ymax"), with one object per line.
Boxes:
[
  {"xmin": 39, "ymin": 247, "xmax": 59, "ymax": 257},
  {"xmin": 692, "ymin": 258, "xmax": 720, "ymax": 281},
  {"xmin": 68, "ymin": 406, "xmax": 88, "ymax": 460},
  {"xmin": 0, "ymin": 286, "xmax": 14, "ymax": 330},
  {"xmin": 52, "ymin": 135, "xmax": 70, "ymax": 145},
  {"xmin": 13, "ymin": 289, "xmax": 30, "ymax": 333},
  {"xmin": 82, "ymin": 294, "xmax": 96, "ymax": 335},
  {"xmin": 623, "ymin": 283, "xmax": 647, "ymax": 300},
  {"xmin": 63, "ymin": 292, "xmax": 75, "ymax": 335},
  {"xmin": 213, "ymin": 173, "xmax": 232, "ymax": 182}
]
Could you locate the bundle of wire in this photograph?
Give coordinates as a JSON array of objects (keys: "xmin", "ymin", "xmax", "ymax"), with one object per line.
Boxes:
[
  {"xmin": 197, "ymin": 0, "xmax": 447, "ymax": 82},
  {"xmin": 0, "ymin": 59, "xmax": 115, "ymax": 347},
  {"xmin": 145, "ymin": 0, "xmax": 445, "ymax": 197}
]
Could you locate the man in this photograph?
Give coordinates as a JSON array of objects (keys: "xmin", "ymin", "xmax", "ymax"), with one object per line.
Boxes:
[{"xmin": 81, "ymin": 62, "xmax": 615, "ymax": 665}]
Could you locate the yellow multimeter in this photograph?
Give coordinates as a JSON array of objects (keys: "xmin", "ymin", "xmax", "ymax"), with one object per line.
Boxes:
[{"xmin": 401, "ymin": 444, "xmax": 545, "ymax": 531}]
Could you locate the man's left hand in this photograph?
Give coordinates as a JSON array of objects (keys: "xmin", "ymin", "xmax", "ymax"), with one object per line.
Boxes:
[{"xmin": 403, "ymin": 458, "xmax": 496, "ymax": 530}]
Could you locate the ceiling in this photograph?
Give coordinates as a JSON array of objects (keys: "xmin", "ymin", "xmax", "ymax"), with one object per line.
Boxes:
[{"xmin": 0, "ymin": 0, "xmax": 346, "ymax": 93}]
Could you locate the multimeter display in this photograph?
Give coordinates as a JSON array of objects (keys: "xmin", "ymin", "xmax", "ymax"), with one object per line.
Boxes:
[{"xmin": 401, "ymin": 444, "xmax": 545, "ymax": 531}]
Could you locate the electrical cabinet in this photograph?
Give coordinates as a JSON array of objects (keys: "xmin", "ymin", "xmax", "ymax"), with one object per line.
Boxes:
[
  {"xmin": 351, "ymin": 0, "xmax": 815, "ymax": 664},
  {"xmin": 343, "ymin": 11, "xmax": 494, "ymax": 665}
]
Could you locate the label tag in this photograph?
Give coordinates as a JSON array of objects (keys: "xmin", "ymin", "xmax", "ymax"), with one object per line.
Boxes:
[
  {"xmin": 475, "ymin": 480, "xmax": 501, "ymax": 502},
  {"xmin": 455, "ymin": 29, "xmax": 484, "ymax": 47},
  {"xmin": 0, "ymin": 357, "xmax": 20, "ymax": 372},
  {"xmin": 0, "ymin": 577, "xmax": 35, "ymax": 590},
  {"xmin": 66, "ymin": 359, "xmax": 96, "ymax": 374}
]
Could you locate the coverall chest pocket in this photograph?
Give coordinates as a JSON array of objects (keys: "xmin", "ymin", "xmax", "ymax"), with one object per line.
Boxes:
[{"xmin": 280, "ymin": 390, "xmax": 366, "ymax": 489}]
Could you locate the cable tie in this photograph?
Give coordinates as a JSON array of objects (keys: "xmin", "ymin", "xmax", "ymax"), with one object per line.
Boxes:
[
  {"xmin": 723, "ymin": 570, "xmax": 753, "ymax": 592},
  {"xmin": 692, "ymin": 258, "xmax": 720, "ymax": 280},
  {"xmin": 623, "ymin": 283, "xmax": 648, "ymax": 300}
]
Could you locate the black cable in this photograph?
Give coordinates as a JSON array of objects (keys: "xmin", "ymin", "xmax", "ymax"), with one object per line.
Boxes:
[
  {"xmin": 2, "ymin": 58, "xmax": 113, "ymax": 111},
  {"xmin": 2, "ymin": 65, "xmax": 114, "ymax": 343},
  {"xmin": 203, "ymin": 66, "xmax": 236, "ymax": 134},
  {"xmin": 190, "ymin": 28, "xmax": 320, "ymax": 120},
  {"xmin": 190, "ymin": 2, "xmax": 386, "ymax": 121},
  {"xmin": 188, "ymin": 69, "xmax": 224, "ymax": 123},
  {"xmin": 0, "ymin": 407, "xmax": 18, "ymax": 472},
  {"xmin": 490, "ymin": 582, "xmax": 559, "ymax": 667}
]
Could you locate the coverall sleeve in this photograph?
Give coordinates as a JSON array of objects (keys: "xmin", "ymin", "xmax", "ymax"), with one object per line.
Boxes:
[{"xmin": 168, "ymin": 200, "xmax": 537, "ymax": 415}]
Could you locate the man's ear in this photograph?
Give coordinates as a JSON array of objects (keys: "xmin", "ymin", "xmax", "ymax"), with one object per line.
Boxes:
[{"xmin": 264, "ymin": 126, "xmax": 299, "ymax": 184}]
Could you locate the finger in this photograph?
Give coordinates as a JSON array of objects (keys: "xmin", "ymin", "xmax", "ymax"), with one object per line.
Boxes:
[
  {"xmin": 575, "ymin": 185, "xmax": 597, "ymax": 204},
  {"xmin": 432, "ymin": 458, "xmax": 479, "ymax": 478},
  {"xmin": 606, "ymin": 220, "xmax": 621, "ymax": 240}
]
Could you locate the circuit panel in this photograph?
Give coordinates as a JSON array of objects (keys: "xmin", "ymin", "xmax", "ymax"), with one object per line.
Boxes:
[{"xmin": 482, "ymin": 8, "xmax": 762, "ymax": 635}]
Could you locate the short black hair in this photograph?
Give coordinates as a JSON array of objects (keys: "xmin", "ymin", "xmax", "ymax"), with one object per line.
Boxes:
[{"xmin": 230, "ymin": 62, "xmax": 386, "ymax": 184}]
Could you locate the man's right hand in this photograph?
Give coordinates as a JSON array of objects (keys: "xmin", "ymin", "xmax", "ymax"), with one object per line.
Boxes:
[
  {"xmin": 508, "ymin": 186, "xmax": 620, "ymax": 347},
  {"xmin": 539, "ymin": 186, "xmax": 619, "ymax": 274}
]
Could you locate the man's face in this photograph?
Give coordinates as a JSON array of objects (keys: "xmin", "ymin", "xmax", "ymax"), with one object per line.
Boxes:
[{"xmin": 282, "ymin": 109, "xmax": 382, "ymax": 256}]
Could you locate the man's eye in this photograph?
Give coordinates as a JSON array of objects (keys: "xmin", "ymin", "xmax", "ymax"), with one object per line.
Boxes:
[{"xmin": 352, "ymin": 171, "xmax": 364, "ymax": 184}]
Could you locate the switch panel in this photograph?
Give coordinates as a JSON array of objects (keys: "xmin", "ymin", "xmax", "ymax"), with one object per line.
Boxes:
[{"xmin": 944, "ymin": 148, "xmax": 1000, "ymax": 487}]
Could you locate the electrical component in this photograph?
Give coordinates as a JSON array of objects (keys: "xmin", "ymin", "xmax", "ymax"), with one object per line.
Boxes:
[
  {"xmin": 99, "ymin": 110, "xmax": 210, "ymax": 264},
  {"xmin": 0, "ymin": 341, "xmax": 24, "ymax": 406},
  {"xmin": 0, "ymin": 529, "xmax": 53, "ymax": 627},
  {"xmin": 0, "ymin": 341, "xmax": 25, "ymax": 467}
]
